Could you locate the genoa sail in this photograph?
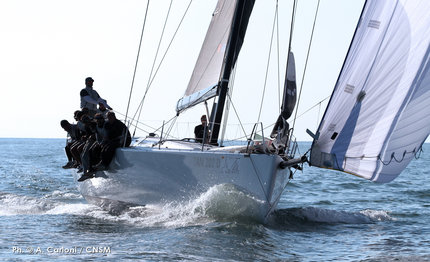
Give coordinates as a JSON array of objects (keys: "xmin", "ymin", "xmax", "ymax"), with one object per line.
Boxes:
[
  {"xmin": 176, "ymin": 0, "xmax": 238, "ymax": 113},
  {"xmin": 310, "ymin": 0, "xmax": 430, "ymax": 183}
]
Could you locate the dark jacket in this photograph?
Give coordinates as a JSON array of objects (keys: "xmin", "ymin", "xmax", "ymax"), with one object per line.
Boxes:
[{"xmin": 104, "ymin": 119, "xmax": 131, "ymax": 147}]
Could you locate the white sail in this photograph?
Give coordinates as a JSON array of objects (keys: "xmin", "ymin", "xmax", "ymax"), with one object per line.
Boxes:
[
  {"xmin": 310, "ymin": 0, "xmax": 430, "ymax": 183},
  {"xmin": 176, "ymin": 0, "xmax": 237, "ymax": 113}
]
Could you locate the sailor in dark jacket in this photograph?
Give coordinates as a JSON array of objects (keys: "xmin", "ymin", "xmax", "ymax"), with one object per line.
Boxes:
[
  {"xmin": 95, "ymin": 111, "xmax": 131, "ymax": 170},
  {"xmin": 194, "ymin": 115, "xmax": 210, "ymax": 143},
  {"xmin": 60, "ymin": 119, "xmax": 81, "ymax": 168}
]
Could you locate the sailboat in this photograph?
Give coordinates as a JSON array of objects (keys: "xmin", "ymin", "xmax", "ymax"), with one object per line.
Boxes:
[{"xmin": 73, "ymin": 0, "xmax": 430, "ymax": 222}]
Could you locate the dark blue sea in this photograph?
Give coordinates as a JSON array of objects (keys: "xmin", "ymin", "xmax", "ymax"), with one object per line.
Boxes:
[{"xmin": 0, "ymin": 138, "xmax": 429, "ymax": 261}]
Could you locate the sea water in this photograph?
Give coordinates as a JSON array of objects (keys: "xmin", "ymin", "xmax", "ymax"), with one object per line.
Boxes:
[{"xmin": 0, "ymin": 138, "xmax": 429, "ymax": 261}]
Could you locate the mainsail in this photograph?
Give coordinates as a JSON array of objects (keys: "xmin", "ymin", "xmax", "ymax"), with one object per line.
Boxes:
[
  {"xmin": 176, "ymin": 0, "xmax": 237, "ymax": 113},
  {"xmin": 176, "ymin": 0, "xmax": 255, "ymax": 131},
  {"xmin": 310, "ymin": 0, "xmax": 430, "ymax": 183}
]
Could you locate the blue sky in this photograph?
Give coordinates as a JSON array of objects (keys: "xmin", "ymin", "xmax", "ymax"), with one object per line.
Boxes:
[{"xmin": 0, "ymin": 0, "xmax": 365, "ymax": 140}]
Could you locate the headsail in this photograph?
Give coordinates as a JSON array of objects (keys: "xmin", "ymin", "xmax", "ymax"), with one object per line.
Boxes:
[
  {"xmin": 271, "ymin": 51, "xmax": 297, "ymax": 148},
  {"xmin": 310, "ymin": 0, "xmax": 430, "ymax": 183},
  {"xmin": 176, "ymin": 0, "xmax": 238, "ymax": 113}
]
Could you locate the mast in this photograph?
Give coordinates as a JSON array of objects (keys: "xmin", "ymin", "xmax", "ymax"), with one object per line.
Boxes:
[{"xmin": 210, "ymin": 0, "xmax": 255, "ymax": 145}]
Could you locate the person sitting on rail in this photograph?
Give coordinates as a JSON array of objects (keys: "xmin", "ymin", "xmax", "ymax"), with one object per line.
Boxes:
[
  {"xmin": 60, "ymin": 119, "xmax": 82, "ymax": 169},
  {"xmin": 70, "ymin": 113, "xmax": 94, "ymax": 172},
  {"xmin": 93, "ymin": 111, "xmax": 131, "ymax": 171}
]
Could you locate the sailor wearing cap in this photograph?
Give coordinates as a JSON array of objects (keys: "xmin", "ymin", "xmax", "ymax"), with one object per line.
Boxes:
[{"xmin": 80, "ymin": 77, "xmax": 112, "ymax": 116}]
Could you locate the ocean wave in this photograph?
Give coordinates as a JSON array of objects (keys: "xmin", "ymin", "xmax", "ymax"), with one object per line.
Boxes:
[
  {"xmin": 0, "ymin": 192, "xmax": 55, "ymax": 216},
  {"xmin": 0, "ymin": 192, "xmax": 91, "ymax": 216},
  {"xmin": 0, "ymin": 183, "xmax": 265, "ymax": 227},
  {"xmin": 269, "ymin": 206, "xmax": 393, "ymax": 226},
  {"xmin": 43, "ymin": 190, "xmax": 83, "ymax": 200},
  {"xmin": 0, "ymin": 188, "xmax": 394, "ymax": 229},
  {"xmin": 76, "ymin": 184, "xmax": 267, "ymax": 228}
]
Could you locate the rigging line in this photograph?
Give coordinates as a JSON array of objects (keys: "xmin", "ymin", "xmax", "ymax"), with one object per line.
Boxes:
[
  {"xmin": 132, "ymin": 0, "xmax": 194, "ymax": 133},
  {"xmin": 288, "ymin": 0, "xmax": 297, "ymax": 51},
  {"xmin": 323, "ymin": 147, "xmax": 419, "ymax": 168},
  {"xmin": 414, "ymin": 146, "xmax": 423, "ymax": 159},
  {"xmin": 145, "ymin": 0, "xmax": 174, "ymax": 94},
  {"xmin": 117, "ymin": 108, "xmax": 157, "ymax": 134},
  {"xmin": 131, "ymin": 0, "xmax": 174, "ymax": 136},
  {"xmin": 219, "ymin": 66, "xmax": 237, "ymax": 145},
  {"xmin": 127, "ymin": 123, "xmax": 155, "ymax": 136},
  {"xmin": 125, "ymin": 0, "xmax": 151, "ymax": 135},
  {"xmin": 150, "ymin": 115, "xmax": 178, "ymax": 136},
  {"xmin": 165, "ymin": 115, "xmax": 178, "ymax": 140},
  {"xmin": 291, "ymin": 0, "xmax": 321, "ymax": 133},
  {"xmin": 226, "ymin": 92, "xmax": 249, "ymax": 141},
  {"xmin": 256, "ymin": 3, "xmax": 279, "ymax": 124},
  {"xmin": 113, "ymin": 109, "xmax": 158, "ymax": 131},
  {"xmin": 146, "ymin": 0, "xmax": 193, "ymax": 90},
  {"xmin": 146, "ymin": 1, "xmax": 194, "ymax": 95},
  {"xmin": 317, "ymin": 99, "xmax": 321, "ymax": 129},
  {"xmin": 295, "ymin": 95, "xmax": 330, "ymax": 119},
  {"xmin": 276, "ymin": 0, "xmax": 281, "ymax": 113},
  {"xmin": 230, "ymin": 122, "xmax": 276, "ymax": 141},
  {"xmin": 377, "ymin": 148, "xmax": 420, "ymax": 165},
  {"xmin": 117, "ymin": 108, "xmax": 179, "ymax": 139},
  {"xmin": 226, "ymin": 97, "xmax": 326, "ymax": 141}
]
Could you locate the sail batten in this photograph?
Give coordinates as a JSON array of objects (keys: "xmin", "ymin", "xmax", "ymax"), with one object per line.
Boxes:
[{"xmin": 310, "ymin": 0, "xmax": 430, "ymax": 183}]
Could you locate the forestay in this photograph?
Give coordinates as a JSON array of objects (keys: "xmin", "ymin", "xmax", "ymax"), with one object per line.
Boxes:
[
  {"xmin": 176, "ymin": 0, "xmax": 237, "ymax": 113},
  {"xmin": 310, "ymin": 0, "xmax": 430, "ymax": 183}
]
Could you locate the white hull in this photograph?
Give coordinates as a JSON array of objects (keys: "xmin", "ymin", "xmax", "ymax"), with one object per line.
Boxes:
[{"xmin": 73, "ymin": 139, "xmax": 290, "ymax": 221}]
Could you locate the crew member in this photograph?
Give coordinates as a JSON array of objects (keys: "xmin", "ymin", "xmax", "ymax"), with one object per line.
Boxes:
[
  {"xmin": 194, "ymin": 115, "xmax": 210, "ymax": 143},
  {"xmin": 80, "ymin": 77, "xmax": 112, "ymax": 116},
  {"xmin": 94, "ymin": 112, "xmax": 131, "ymax": 171},
  {"xmin": 60, "ymin": 119, "xmax": 81, "ymax": 168}
]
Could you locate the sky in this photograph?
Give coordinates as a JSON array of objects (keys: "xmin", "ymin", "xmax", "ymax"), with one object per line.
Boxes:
[{"xmin": 0, "ymin": 0, "xmax": 365, "ymax": 141}]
